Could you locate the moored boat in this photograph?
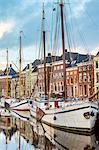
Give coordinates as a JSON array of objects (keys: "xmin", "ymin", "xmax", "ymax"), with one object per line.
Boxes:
[
  {"xmin": 8, "ymin": 32, "xmax": 30, "ymax": 112},
  {"xmin": 11, "ymin": 109, "xmax": 30, "ymax": 120},
  {"xmin": 10, "ymin": 99, "xmax": 29, "ymax": 111},
  {"xmin": 30, "ymin": 1, "xmax": 99, "ymax": 134},
  {"xmin": 30, "ymin": 98, "xmax": 98, "ymax": 134},
  {"xmin": 41, "ymin": 100, "xmax": 98, "ymax": 133}
]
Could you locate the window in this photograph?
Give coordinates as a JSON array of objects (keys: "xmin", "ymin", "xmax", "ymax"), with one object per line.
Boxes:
[
  {"xmin": 80, "ymin": 85, "xmax": 82, "ymax": 96},
  {"xmin": 59, "ymin": 73, "xmax": 61, "ymax": 78},
  {"xmin": 79, "ymin": 73, "xmax": 82, "ymax": 82},
  {"xmin": 96, "ymin": 87, "xmax": 99, "ymax": 99},
  {"xmin": 61, "ymin": 65, "xmax": 63, "ymax": 69},
  {"xmin": 61, "ymin": 82, "xmax": 63, "ymax": 85},
  {"xmin": 74, "ymin": 76, "xmax": 77, "ymax": 83},
  {"xmin": 83, "ymin": 66, "xmax": 86, "ymax": 71},
  {"xmin": 66, "ymin": 72, "xmax": 69, "ymax": 76},
  {"xmin": 62, "ymin": 85, "xmax": 64, "ymax": 91},
  {"xmin": 67, "ymin": 77, "xmax": 69, "ymax": 84},
  {"xmin": 88, "ymin": 74, "xmax": 91, "ymax": 82},
  {"xmin": 75, "ymin": 86, "xmax": 77, "ymax": 97},
  {"xmin": 61, "ymin": 72, "xmax": 64, "ymax": 77},
  {"xmin": 88, "ymin": 65, "xmax": 91, "ymax": 70},
  {"xmin": 58, "ymin": 83, "xmax": 60, "ymax": 91},
  {"xmin": 83, "ymin": 74, "xmax": 87, "ymax": 82},
  {"xmin": 54, "ymin": 66, "xmax": 56, "ymax": 70},
  {"xmin": 55, "ymin": 84, "xmax": 57, "ymax": 91},
  {"xmin": 96, "ymin": 61, "xmax": 98, "ymax": 68},
  {"xmin": 70, "ymin": 86, "xmax": 73, "ymax": 96},
  {"xmin": 70, "ymin": 71, "xmax": 73, "ymax": 75},
  {"xmin": 74, "ymin": 71, "xmax": 77, "ymax": 74},
  {"xmin": 79, "ymin": 67, "xmax": 82, "ymax": 72},
  {"xmin": 57, "ymin": 66, "xmax": 60, "ymax": 70},
  {"xmin": 70, "ymin": 76, "xmax": 73, "ymax": 84},
  {"xmin": 53, "ymin": 73, "xmax": 56, "ymax": 78},
  {"xmin": 96, "ymin": 72, "xmax": 99, "ymax": 83},
  {"xmin": 84, "ymin": 85, "xmax": 87, "ymax": 95}
]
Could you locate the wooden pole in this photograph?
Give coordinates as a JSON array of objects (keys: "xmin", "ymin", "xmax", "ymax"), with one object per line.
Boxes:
[
  {"xmin": 43, "ymin": 4, "xmax": 47, "ymax": 97},
  {"xmin": 6, "ymin": 48, "xmax": 8, "ymax": 97},
  {"xmin": 60, "ymin": 0, "xmax": 67, "ymax": 99},
  {"xmin": 19, "ymin": 31, "xmax": 22, "ymax": 100}
]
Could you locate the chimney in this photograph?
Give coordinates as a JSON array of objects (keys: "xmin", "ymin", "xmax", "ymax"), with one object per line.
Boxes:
[
  {"xmin": 65, "ymin": 49, "xmax": 67, "ymax": 53},
  {"xmin": 10, "ymin": 64, "xmax": 12, "ymax": 67},
  {"xmin": 48, "ymin": 53, "xmax": 51, "ymax": 57}
]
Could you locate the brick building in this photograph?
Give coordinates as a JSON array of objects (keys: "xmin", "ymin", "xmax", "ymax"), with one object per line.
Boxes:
[
  {"xmin": 77, "ymin": 60, "xmax": 94, "ymax": 98},
  {"xmin": 37, "ymin": 51, "xmax": 90, "ymax": 98}
]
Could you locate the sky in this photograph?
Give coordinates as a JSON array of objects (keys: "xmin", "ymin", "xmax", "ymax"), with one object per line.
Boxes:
[{"xmin": 0, "ymin": 0, "xmax": 99, "ymax": 70}]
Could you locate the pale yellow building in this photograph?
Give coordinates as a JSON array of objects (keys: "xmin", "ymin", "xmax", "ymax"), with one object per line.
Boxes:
[
  {"xmin": 25, "ymin": 63, "xmax": 38, "ymax": 97},
  {"xmin": 25, "ymin": 64, "xmax": 32, "ymax": 97},
  {"xmin": 11, "ymin": 71, "xmax": 26, "ymax": 98},
  {"xmin": 31, "ymin": 69, "xmax": 38, "ymax": 97}
]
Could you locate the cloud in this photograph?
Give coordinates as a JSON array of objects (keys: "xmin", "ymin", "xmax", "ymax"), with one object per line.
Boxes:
[
  {"xmin": 91, "ymin": 47, "xmax": 99, "ymax": 55},
  {"xmin": 70, "ymin": 0, "xmax": 92, "ymax": 18},
  {"xmin": 0, "ymin": 44, "xmax": 38, "ymax": 70},
  {"xmin": 0, "ymin": 20, "xmax": 15, "ymax": 39}
]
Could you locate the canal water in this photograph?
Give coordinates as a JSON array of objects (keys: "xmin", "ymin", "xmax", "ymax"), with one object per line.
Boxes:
[{"xmin": 0, "ymin": 109, "xmax": 99, "ymax": 150}]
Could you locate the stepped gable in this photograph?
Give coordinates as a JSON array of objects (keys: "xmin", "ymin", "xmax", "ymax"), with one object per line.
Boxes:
[{"xmin": 3, "ymin": 64, "xmax": 16, "ymax": 77}]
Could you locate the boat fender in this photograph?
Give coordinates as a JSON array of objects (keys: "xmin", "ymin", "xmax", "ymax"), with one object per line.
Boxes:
[
  {"xmin": 30, "ymin": 101, "xmax": 32, "ymax": 105},
  {"xmin": 83, "ymin": 112, "xmax": 90, "ymax": 119},
  {"xmin": 53, "ymin": 116, "xmax": 57, "ymax": 120}
]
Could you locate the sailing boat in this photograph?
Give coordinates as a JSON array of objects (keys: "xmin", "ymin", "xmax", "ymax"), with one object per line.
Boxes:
[
  {"xmin": 30, "ymin": 1, "xmax": 98, "ymax": 134},
  {"xmin": 9, "ymin": 31, "xmax": 29, "ymax": 111},
  {"xmin": 0, "ymin": 49, "xmax": 15, "ymax": 109}
]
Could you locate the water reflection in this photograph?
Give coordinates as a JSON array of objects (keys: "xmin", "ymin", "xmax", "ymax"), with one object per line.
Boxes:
[
  {"xmin": 0, "ymin": 109, "xmax": 99, "ymax": 150},
  {"xmin": 42, "ymin": 123, "xmax": 99, "ymax": 150}
]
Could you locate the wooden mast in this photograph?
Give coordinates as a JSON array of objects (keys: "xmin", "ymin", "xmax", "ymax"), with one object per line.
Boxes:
[
  {"xmin": 18, "ymin": 31, "xmax": 22, "ymax": 148},
  {"xmin": 6, "ymin": 48, "xmax": 8, "ymax": 97},
  {"xmin": 42, "ymin": 3, "xmax": 47, "ymax": 97},
  {"xmin": 60, "ymin": 0, "xmax": 67, "ymax": 99},
  {"xmin": 19, "ymin": 31, "xmax": 22, "ymax": 100},
  {"xmin": 18, "ymin": 119, "xmax": 21, "ymax": 150},
  {"xmin": 5, "ymin": 116, "xmax": 8, "ymax": 150}
]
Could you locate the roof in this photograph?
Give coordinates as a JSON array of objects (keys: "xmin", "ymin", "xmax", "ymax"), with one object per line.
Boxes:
[
  {"xmin": 96, "ymin": 51, "xmax": 99, "ymax": 56},
  {"xmin": 62, "ymin": 50, "xmax": 90, "ymax": 66},
  {"xmin": 0, "ymin": 64, "xmax": 17, "ymax": 77},
  {"xmin": 23, "ymin": 50, "xmax": 91, "ymax": 70},
  {"xmin": 23, "ymin": 59, "xmax": 41, "ymax": 71}
]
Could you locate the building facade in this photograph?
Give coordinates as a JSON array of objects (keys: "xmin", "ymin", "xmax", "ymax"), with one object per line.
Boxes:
[
  {"xmin": 0, "ymin": 76, "xmax": 12, "ymax": 96},
  {"xmin": 11, "ymin": 70, "xmax": 26, "ymax": 98},
  {"xmin": 31, "ymin": 69, "xmax": 38, "ymax": 97},
  {"xmin": 93, "ymin": 52, "xmax": 99, "ymax": 99},
  {"xmin": 77, "ymin": 61, "xmax": 94, "ymax": 98},
  {"xmin": 38, "ymin": 63, "xmax": 51, "ymax": 96}
]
